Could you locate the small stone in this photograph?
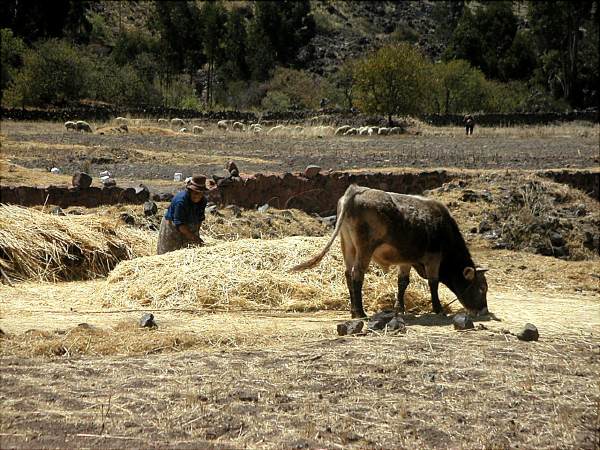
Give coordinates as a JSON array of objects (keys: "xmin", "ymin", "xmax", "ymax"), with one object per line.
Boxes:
[
  {"xmin": 120, "ymin": 212, "xmax": 135, "ymax": 225},
  {"xmin": 385, "ymin": 316, "xmax": 406, "ymax": 333},
  {"xmin": 0, "ymin": 328, "xmax": 5, "ymax": 337},
  {"xmin": 102, "ymin": 178, "xmax": 117, "ymax": 187},
  {"xmin": 153, "ymin": 192, "xmax": 174, "ymax": 202},
  {"xmin": 77, "ymin": 323, "xmax": 97, "ymax": 331},
  {"xmin": 304, "ymin": 165, "xmax": 321, "ymax": 178},
  {"xmin": 478, "ymin": 220, "xmax": 492, "ymax": 234},
  {"xmin": 258, "ymin": 203, "xmax": 270, "ymax": 213},
  {"xmin": 552, "ymin": 245, "xmax": 569, "ymax": 258},
  {"xmin": 72, "ymin": 172, "xmax": 92, "ymax": 189},
  {"xmin": 453, "ymin": 313, "xmax": 474, "ymax": 330},
  {"xmin": 143, "ymin": 201, "xmax": 158, "ymax": 216},
  {"xmin": 51, "ymin": 207, "xmax": 65, "ymax": 216},
  {"xmin": 68, "ymin": 209, "xmax": 84, "ymax": 215},
  {"xmin": 517, "ymin": 323, "xmax": 539, "ymax": 341},
  {"xmin": 225, "ymin": 204, "xmax": 242, "ymax": 218},
  {"xmin": 318, "ymin": 215, "xmax": 337, "ymax": 227},
  {"xmin": 549, "ymin": 232, "xmax": 565, "ymax": 247},
  {"xmin": 140, "ymin": 313, "xmax": 157, "ymax": 328},
  {"xmin": 337, "ymin": 319, "xmax": 364, "ymax": 336},
  {"xmin": 367, "ymin": 310, "xmax": 396, "ymax": 331},
  {"xmin": 226, "ymin": 161, "xmax": 239, "ymax": 177}
]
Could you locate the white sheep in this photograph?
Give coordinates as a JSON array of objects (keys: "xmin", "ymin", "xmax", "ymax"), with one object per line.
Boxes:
[
  {"xmin": 378, "ymin": 127, "xmax": 389, "ymax": 136},
  {"xmin": 267, "ymin": 124, "xmax": 285, "ymax": 135},
  {"xmin": 75, "ymin": 121, "xmax": 92, "ymax": 133},
  {"xmin": 179, "ymin": 127, "xmax": 189, "ymax": 133},
  {"xmin": 232, "ymin": 121, "xmax": 245, "ymax": 131},
  {"xmin": 294, "ymin": 125, "xmax": 304, "ymax": 133},
  {"xmin": 115, "ymin": 117, "xmax": 129, "ymax": 125},
  {"xmin": 171, "ymin": 118, "xmax": 185, "ymax": 127},
  {"xmin": 192, "ymin": 126, "xmax": 205, "ymax": 134},
  {"xmin": 217, "ymin": 120, "xmax": 228, "ymax": 131},
  {"xmin": 158, "ymin": 118, "xmax": 169, "ymax": 126},
  {"xmin": 359, "ymin": 127, "xmax": 369, "ymax": 136},
  {"xmin": 369, "ymin": 126, "xmax": 379, "ymax": 135},
  {"xmin": 64, "ymin": 121, "xmax": 77, "ymax": 131},
  {"xmin": 389, "ymin": 127, "xmax": 403, "ymax": 135},
  {"xmin": 344, "ymin": 128, "xmax": 358, "ymax": 136},
  {"xmin": 335, "ymin": 125, "xmax": 350, "ymax": 136}
]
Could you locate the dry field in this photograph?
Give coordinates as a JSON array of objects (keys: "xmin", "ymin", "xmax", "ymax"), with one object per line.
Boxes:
[
  {"xmin": 0, "ymin": 119, "xmax": 599, "ymax": 449},
  {"xmin": 1, "ymin": 120, "xmax": 598, "ymax": 192}
]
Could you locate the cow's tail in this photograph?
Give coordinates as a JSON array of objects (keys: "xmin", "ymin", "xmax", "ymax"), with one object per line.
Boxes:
[{"xmin": 290, "ymin": 184, "xmax": 360, "ymax": 272}]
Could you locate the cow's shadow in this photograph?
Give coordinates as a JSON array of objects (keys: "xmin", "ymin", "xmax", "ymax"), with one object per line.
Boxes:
[{"xmin": 401, "ymin": 311, "xmax": 501, "ymax": 327}]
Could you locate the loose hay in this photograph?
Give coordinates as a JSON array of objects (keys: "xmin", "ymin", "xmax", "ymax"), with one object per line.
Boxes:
[
  {"xmin": 0, "ymin": 204, "xmax": 155, "ymax": 281},
  {"xmin": 103, "ymin": 236, "xmax": 453, "ymax": 313}
]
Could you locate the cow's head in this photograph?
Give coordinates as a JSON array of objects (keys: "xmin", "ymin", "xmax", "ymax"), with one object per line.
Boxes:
[{"xmin": 459, "ymin": 267, "xmax": 489, "ymax": 315}]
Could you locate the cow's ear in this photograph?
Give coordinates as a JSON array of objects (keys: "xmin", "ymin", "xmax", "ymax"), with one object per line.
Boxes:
[{"xmin": 463, "ymin": 267, "xmax": 475, "ymax": 281}]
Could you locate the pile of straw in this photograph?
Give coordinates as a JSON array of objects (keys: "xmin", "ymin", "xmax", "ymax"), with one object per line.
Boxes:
[
  {"xmin": 0, "ymin": 204, "xmax": 155, "ymax": 281},
  {"xmin": 103, "ymin": 236, "xmax": 452, "ymax": 313}
]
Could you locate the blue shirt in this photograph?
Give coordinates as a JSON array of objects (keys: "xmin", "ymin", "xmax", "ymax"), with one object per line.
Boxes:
[{"xmin": 164, "ymin": 190, "xmax": 207, "ymax": 229}]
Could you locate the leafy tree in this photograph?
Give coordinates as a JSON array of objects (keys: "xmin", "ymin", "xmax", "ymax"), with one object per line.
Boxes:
[
  {"xmin": 498, "ymin": 30, "xmax": 538, "ymax": 81},
  {"xmin": 266, "ymin": 67, "xmax": 324, "ymax": 109},
  {"xmin": 246, "ymin": 19, "xmax": 276, "ymax": 81},
  {"xmin": 446, "ymin": 2, "xmax": 520, "ymax": 80},
  {"xmin": 353, "ymin": 43, "xmax": 430, "ymax": 125},
  {"xmin": 0, "ymin": 0, "xmax": 91, "ymax": 43},
  {"xmin": 218, "ymin": 7, "xmax": 250, "ymax": 83},
  {"xmin": 429, "ymin": 59, "xmax": 488, "ymax": 114},
  {"xmin": 528, "ymin": 0, "xmax": 596, "ymax": 106},
  {"xmin": 431, "ymin": 1, "xmax": 465, "ymax": 44},
  {"xmin": 1, "ymin": 28, "xmax": 26, "ymax": 95},
  {"xmin": 5, "ymin": 39, "xmax": 89, "ymax": 106},
  {"xmin": 331, "ymin": 61, "xmax": 356, "ymax": 110},
  {"xmin": 200, "ymin": 1, "xmax": 227, "ymax": 105}
]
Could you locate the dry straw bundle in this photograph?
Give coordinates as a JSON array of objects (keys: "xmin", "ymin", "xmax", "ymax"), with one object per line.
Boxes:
[
  {"xmin": 103, "ymin": 236, "xmax": 451, "ymax": 313},
  {"xmin": 0, "ymin": 204, "xmax": 155, "ymax": 281}
]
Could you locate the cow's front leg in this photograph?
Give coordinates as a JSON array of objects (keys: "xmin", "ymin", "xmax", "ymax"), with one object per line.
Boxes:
[
  {"xmin": 394, "ymin": 265, "xmax": 411, "ymax": 314},
  {"xmin": 428, "ymin": 279, "xmax": 445, "ymax": 315},
  {"xmin": 350, "ymin": 266, "xmax": 367, "ymax": 318}
]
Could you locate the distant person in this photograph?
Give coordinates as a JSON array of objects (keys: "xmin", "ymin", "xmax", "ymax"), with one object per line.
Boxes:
[
  {"xmin": 157, "ymin": 175, "xmax": 208, "ymax": 255},
  {"xmin": 463, "ymin": 114, "xmax": 475, "ymax": 135}
]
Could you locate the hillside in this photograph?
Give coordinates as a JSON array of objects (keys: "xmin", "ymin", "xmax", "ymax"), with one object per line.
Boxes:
[{"xmin": 89, "ymin": 0, "xmax": 447, "ymax": 76}]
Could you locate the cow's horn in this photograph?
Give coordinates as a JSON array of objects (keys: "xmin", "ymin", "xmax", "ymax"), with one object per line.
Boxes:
[{"xmin": 475, "ymin": 267, "xmax": 489, "ymax": 273}]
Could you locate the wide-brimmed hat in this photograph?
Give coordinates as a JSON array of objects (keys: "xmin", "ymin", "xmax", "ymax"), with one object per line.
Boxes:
[{"xmin": 187, "ymin": 175, "xmax": 208, "ymax": 192}]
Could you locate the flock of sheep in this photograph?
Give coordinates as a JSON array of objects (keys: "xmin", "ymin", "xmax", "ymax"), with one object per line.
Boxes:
[{"xmin": 64, "ymin": 116, "xmax": 405, "ymax": 137}]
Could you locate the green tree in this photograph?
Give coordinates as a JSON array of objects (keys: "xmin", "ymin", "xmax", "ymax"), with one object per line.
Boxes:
[
  {"xmin": 528, "ymin": 0, "xmax": 596, "ymax": 106},
  {"xmin": 1, "ymin": 28, "xmax": 26, "ymax": 95},
  {"xmin": 429, "ymin": 59, "xmax": 488, "ymax": 114},
  {"xmin": 0, "ymin": 0, "xmax": 91, "ymax": 43},
  {"xmin": 218, "ymin": 7, "xmax": 250, "ymax": 83},
  {"xmin": 200, "ymin": 1, "xmax": 227, "ymax": 106},
  {"xmin": 266, "ymin": 67, "xmax": 324, "ymax": 109},
  {"xmin": 353, "ymin": 43, "xmax": 430, "ymax": 125},
  {"xmin": 446, "ymin": 2, "xmax": 520, "ymax": 80},
  {"xmin": 4, "ymin": 39, "xmax": 89, "ymax": 106}
]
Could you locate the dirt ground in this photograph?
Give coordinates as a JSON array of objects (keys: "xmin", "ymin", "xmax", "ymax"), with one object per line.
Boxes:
[
  {"xmin": 1, "ymin": 119, "xmax": 599, "ymax": 449},
  {"xmin": 1, "ymin": 121, "xmax": 598, "ymax": 193},
  {"xmin": 1, "ymin": 246, "xmax": 599, "ymax": 449}
]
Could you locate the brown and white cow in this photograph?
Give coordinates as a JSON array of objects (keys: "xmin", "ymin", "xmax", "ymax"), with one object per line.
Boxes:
[{"xmin": 292, "ymin": 184, "xmax": 489, "ymax": 318}]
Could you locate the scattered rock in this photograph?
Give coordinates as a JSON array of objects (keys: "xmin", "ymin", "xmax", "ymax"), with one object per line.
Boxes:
[
  {"xmin": 460, "ymin": 190, "xmax": 492, "ymax": 202},
  {"xmin": 153, "ymin": 192, "xmax": 174, "ymax": 202},
  {"xmin": 67, "ymin": 209, "xmax": 84, "ymax": 215},
  {"xmin": 102, "ymin": 178, "xmax": 117, "ymax": 187},
  {"xmin": 367, "ymin": 310, "xmax": 396, "ymax": 331},
  {"xmin": 337, "ymin": 319, "xmax": 364, "ymax": 336},
  {"xmin": 233, "ymin": 390, "xmax": 259, "ymax": 402},
  {"xmin": 385, "ymin": 316, "xmax": 406, "ymax": 334},
  {"xmin": 51, "ymin": 206, "xmax": 65, "ymax": 216},
  {"xmin": 226, "ymin": 161, "xmax": 240, "ymax": 177},
  {"xmin": 516, "ymin": 323, "xmax": 539, "ymax": 341},
  {"xmin": 304, "ymin": 165, "xmax": 322, "ymax": 178},
  {"xmin": 225, "ymin": 204, "xmax": 242, "ymax": 218},
  {"xmin": 453, "ymin": 313, "xmax": 474, "ymax": 330},
  {"xmin": 317, "ymin": 215, "xmax": 337, "ymax": 227},
  {"xmin": 206, "ymin": 205, "xmax": 221, "ymax": 216},
  {"xmin": 549, "ymin": 232, "xmax": 565, "ymax": 247},
  {"xmin": 478, "ymin": 220, "xmax": 492, "ymax": 234},
  {"xmin": 0, "ymin": 328, "xmax": 5, "ymax": 337},
  {"xmin": 120, "ymin": 212, "xmax": 135, "ymax": 225},
  {"xmin": 143, "ymin": 201, "xmax": 158, "ymax": 216},
  {"xmin": 77, "ymin": 323, "xmax": 97, "ymax": 331},
  {"xmin": 72, "ymin": 172, "xmax": 92, "ymax": 189},
  {"xmin": 258, "ymin": 203, "xmax": 270, "ymax": 213},
  {"xmin": 140, "ymin": 313, "xmax": 157, "ymax": 328},
  {"xmin": 552, "ymin": 245, "xmax": 569, "ymax": 258}
]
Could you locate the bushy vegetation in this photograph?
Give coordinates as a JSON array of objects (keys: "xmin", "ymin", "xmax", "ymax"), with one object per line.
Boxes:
[{"xmin": 0, "ymin": 1, "xmax": 597, "ymax": 113}]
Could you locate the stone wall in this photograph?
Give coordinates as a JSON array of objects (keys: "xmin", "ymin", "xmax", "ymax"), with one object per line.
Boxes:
[{"xmin": 1, "ymin": 170, "xmax": 597, "ymax": 213}]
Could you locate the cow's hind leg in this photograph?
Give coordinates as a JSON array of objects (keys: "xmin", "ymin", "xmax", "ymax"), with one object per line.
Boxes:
[
  {"xmin": 393, "ymin": 264, "xmax": 411, "ymax": 314},
  {"xmin": 341, "ymin": 233, "xmax": 362, "ymax": 318}
]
